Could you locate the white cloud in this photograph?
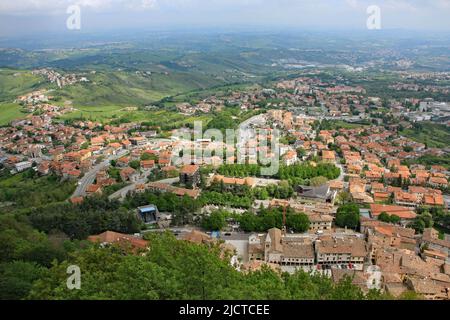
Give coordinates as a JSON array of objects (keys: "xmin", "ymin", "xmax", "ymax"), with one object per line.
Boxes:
[
  {"xmin": 0, "ymin": 0, "xmax": 159, "ymax": 14},
  {"xmin": 0, "ymin": 0, "xmax": 449, "ymax": 31}
]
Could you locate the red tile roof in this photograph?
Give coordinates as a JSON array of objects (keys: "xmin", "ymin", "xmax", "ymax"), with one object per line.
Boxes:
[{"xmin": 370, "ymin": 204, "xmax": 416, "ymax": 220}]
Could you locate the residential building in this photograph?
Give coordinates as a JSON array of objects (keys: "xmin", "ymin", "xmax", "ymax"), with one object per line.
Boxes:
[{"xmin": 179, "ymin": 164, "xmax": 200, "ymax": 188}]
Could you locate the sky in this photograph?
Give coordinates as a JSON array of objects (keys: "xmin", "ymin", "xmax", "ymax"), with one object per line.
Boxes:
[{"xmin": 1, "ymin": 0, "xmax": 450, "ymax": 37}]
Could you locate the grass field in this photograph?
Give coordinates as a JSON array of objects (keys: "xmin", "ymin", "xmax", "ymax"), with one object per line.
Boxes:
[
  {"xmin": 0, "ymin": 102, "xmax": 27, "ymax": 125},
  {"xmin": 54, "ymin": 70, "xmax": 224, "ymax": 107},
  {"xmin": 319, "ymin": 119, "xmax": 369, "ymax": 130},
  {"xmin": 59, "ymin": 105, "xmax": 125, "ymax": 121},
  {"xmin": 0, "ymin": 69, "xmax": 45, "ymax": 102},
  {"xmin": 0, "ymin": 171, "xmax": 76, "ymax": 211},
  {"xmin": 400, "ymin": 122, "xmax": 450, "ymax": 149},
  {"xmin": 59, "ymin": 106, "xmax": 214, "ymax": 129}
]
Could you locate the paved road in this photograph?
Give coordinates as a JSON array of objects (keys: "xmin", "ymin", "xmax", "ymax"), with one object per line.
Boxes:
[
  {"xmin": 108, "ymin": 182, "xmax": 139, "ymax": 201},
  {"xmin": 108, "ymin": 174, "xmax": 149, "ymax": 201},
  {"xmin": 333, "ymin": 159, "xmax": 345, "ymax": 182},
  {"xmin": 108, "ymin": 176, "xmax": 180, "ymax": 201},
  {"xmin": 237, "ymin": 114, "xmax": 267, "ymax": 144},
  {"xmin": 72, "ymin": 150, "xmax": 128, "ymax": 198},
  {"xmin": 156, "ymin": 177, "xmax": 179, "ymax": 185}
]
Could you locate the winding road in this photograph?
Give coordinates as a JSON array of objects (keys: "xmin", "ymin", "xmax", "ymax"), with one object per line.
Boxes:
[{"xmin": 72, "ymin": 150, "xmax": 128, "ymax": 198}]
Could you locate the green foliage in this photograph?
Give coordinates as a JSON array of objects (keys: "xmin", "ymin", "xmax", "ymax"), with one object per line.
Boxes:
[
  {"xmin": 336, "ymin": 191, "xmax": 352, "ymax": 205},
  {"xmin": 310, "ymin": 176, "xmax": 328, "ymax": 187},
  {"xmin": 378, "ymin": 212, "xmax": 401, "ymax": 224},
  {"xmin": 124, "ymin": 191, "xmax": 201, "ymax": 225},
  {"xmin": 26, "ymin": 232, "xmax": 385, "ymax": 300},
  {"xmin": 238, "ymin": 207, "xmax": 309, "ymax": 233},
  {"xmin": 200, "ymin": 191, "xmax": 253, "ymax": 209},
  {"xmin": 217, "ymin": 164, "xmax": 261, "ymax": 177},
  {"xmin": 0, "ymin": 103, "xmax": 27, "ymax": 126},
  {"xmin": 25, "ymin": 197, "xmax": 141, "ymax": 240},
  {"xmin": 0, "ymin": 172, "xmax": 76, "ymax": 211},
  {"xmin": 216, "ymin": 163, "xmax": 340, "ymax": 184},
  {"xmin": 335, "ymin": 203, "xmax": 360, "ymax": 230},
  {"xmin": 277, "ymin": 163, "xmax": 340, "ymax": 183},
  {"xmin": 0, "ymin": 261, "xmax": 44, "ymax": 300},
  {"xmin": 0, "ymin": 215, "xmax": 68, "ymax": 267},
  {"xmin": 296, "ymin": 147, "xmax": 306, "ymax": 158},
  {"xmin": 400, "ymin": 122, "xmax": 450, "ymax": 149},
  {"xmin": 389, "ymin": 215, "xmax": 401, "ymax": 224},
  {"xmin": 286, "ymin": 214, "xmax": 310, "ymax": 233},
  {"xmin": 141, "ymin": 153, "xmax": 158, "ymax": 161},
  {"xmin": 403, "ymin": 154, "xmax": 450, "ymax": 170},
  {"xmin": 206, "ymin": 108, "xmax": 261, "ymax": 132},
  {"xmin": 0, "ymin": 70, "xmax": 46, "ymax": 102},
  {"xmin": 107, "ymin": 167, "xmax": 122, "ymax": 182},
  {"xmin": 316, "ymin": 119, "xmax": 366, "ymax": 131},
  {"xmin": 280, "ymin": 134, "xmax": 297, "ymax": 145},
  {"xmin": 201, "ymin": 210, "xmax": 228, "ymax": 231},
  {"xmin": 408, "ymin": 211, "xmax": 434, "ymax": 233},
  {"xmin": 398, "ymin": 290, "xmax": 424, "ymax": 300},
  {"xmin": 129, "ymin": 160, "xmax": 140, "ymax": 170},
  {"xmin": 251, "ymin": 181, "xmax": 294, "ymax": 200}
]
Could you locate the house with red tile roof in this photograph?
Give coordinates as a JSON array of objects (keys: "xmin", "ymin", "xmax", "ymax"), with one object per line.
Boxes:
[
  {"xmin": 86, "ymin": 184, "xmax": 102, "ymax": 195},
  {"xmin": 423, "ymin": 194, "xmax": 445, "ymax": 207},
  {"xmin": 370, "ymin": 204, "xmax": 417, "ymax": 221},
  {"xmin": 394, "ymin": 191, "xmax": 420, "ymax": 207},
  {"xmin": 120, "ymin": 167, "xmax": 138, "ymax": 182},
  {"xmin": 88, "ymin": 231, "xmax": 149, "ymax": 252},
  {"xmin": 322, "ymin": 150, "xmax": 336, "ymax": 164},
  {"xmin": 70, "ymin": 196, "xmax": 84, "ymax": 204},
  {"xmin": 429, "ymin": 176, "xmax": 448, "ymax": 188},
  {"xmin": 140, "ymin": 160, "xmax": 155, "ymax": 170}
]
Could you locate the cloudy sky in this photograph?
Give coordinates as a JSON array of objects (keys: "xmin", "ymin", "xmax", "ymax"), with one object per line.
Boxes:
[{"xmin": 1, "ymin": 0, "xmax": 450, "ymax": 37}]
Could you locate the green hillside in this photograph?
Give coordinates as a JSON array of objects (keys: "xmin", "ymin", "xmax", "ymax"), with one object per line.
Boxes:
[
  {"xmin": 0, "ymin": 103, "xmax": 27, "ymax": 126},
  {"xmin": 0, "ymin": 69, "xmax": 46, "ymax": 102},
  {"xmin": 400, "ymin": 122, "xmax": 450, "ymax": 149}
]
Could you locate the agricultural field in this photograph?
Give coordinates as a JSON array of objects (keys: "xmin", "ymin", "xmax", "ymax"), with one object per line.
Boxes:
[
  {"xmin": 0, "ymin": 69, "xmax": 46, "ymax": 102},
  {"xmin": 400, "ymin": 122, "xmax": 450, "ymax": 149},
  {"xmin": 52, "ymin": 70, "xmax": 224, "ymax": 107},
  {"xmin": 59, "ymin": 106, "xmax": 214, "ymax": 129},
  {"xmin": 0, "ymin": 170, "xmax": 76, "ymax": 211},
  {"xmin": 0, "ymin": 103, "xmax": 27, "ymax": 126}
]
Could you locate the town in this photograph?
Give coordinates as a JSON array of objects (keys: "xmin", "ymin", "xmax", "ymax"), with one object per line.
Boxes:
[{"xmin": 1, "ymin": 70, "xmax": 449, "ymax": 300}]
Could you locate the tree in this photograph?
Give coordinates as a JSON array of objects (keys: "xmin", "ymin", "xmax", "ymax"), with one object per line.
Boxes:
[
  {"xmin": 296, "ymin": 147, "xmax": 306, "ymax": 159},
  {"xmin": 408, "ymin": 218, "xmax": 426, "ymax": 233},
  {"xmin": 408, "ymin": 212, "xmax": 434, "ymax": 233},
  {"xmin": 378, "ymin": 212, "xmax": 391, "ymax": 223},
  {"xmin": 129, "ymin": 160, "xmax": 140, "ymax": 170},
  {"xmin": 0, "ymin": 261, "xmax": 43, "ymax": 300},
  {"xmin": 390, "ymin": 215, "xmax": 401, "ymax": 224},
  {"xmin": 286, "ymin": 213, "xmax": 310, "ymax": 233},
  {"xmin": 238, "ymin": 213, "xmax": 259, "ymax": 232},
  {"xmin": 141, "ymin": 153, "xmax": 157, "ymax": 161},
  {"xmin": 330, "ymin": 275, "xmax": 364, "ymax": 300},
  {"xmin": 201, "ymin": 211, "xmax": 227, "ymax": 231},
  {"xmin": 26, "ymin": 232, "xmax": 394, "ymax": 300},
  {"xmin": 403, "ymin": 146, "xmax": 413, "ymax": 152},
  {"xmin": 336, "ymin": 191, "xmax": 352, "ymax": 205},
  {"xmin": 310, "ymin": 176, "xmax": 328, "ymax": 187},
  {"xmin": 27, "ymin": 197, "xmax": 141, "ymax": 240},
  {"xmin": 335, "ymin": 203, "xmax": 360, "ymax": 230},
  {"xmin": 0, "ymin": 215, "xmax": 67, "ymax": 267}
]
